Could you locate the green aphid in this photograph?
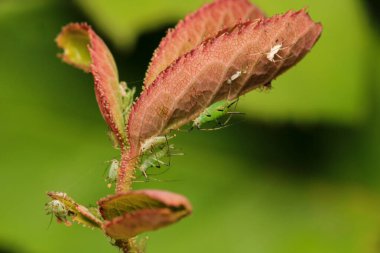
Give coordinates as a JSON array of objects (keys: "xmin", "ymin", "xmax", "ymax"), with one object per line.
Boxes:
[
  {"xmin": 105, "ymin": 159, "xmax": 119, "ymax": 188},
  {"xmin": 192, "ymin": 99, "xmax": 240, "ymax": 129},
  {"xmin": 45, "ymin": 199, "xmax": 71, "ymax": 226},
  {"xmin": 139, "ymin": 144, "xmax": 182, "ymax": 178},
  {"xmin": 140, "ymin": 135, "xmax": 176, "ymax": 153}
]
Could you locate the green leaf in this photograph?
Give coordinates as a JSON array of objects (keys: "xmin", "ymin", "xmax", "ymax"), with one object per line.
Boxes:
[{"xmin": 98, "ymin": 190, "xmax": 192, "ymax": 240}]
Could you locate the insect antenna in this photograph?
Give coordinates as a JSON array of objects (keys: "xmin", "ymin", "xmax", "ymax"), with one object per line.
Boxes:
[
  {"xmin": 133, "ymin": 177, "xmax": 182, "ymax": 184},
  {"xmin": 164, "ymin": 135, "xmax": 171, "ymax": 167},
  {"xmin": 46, "ymin": 213, "xmax": 54, "ymax": 230}
]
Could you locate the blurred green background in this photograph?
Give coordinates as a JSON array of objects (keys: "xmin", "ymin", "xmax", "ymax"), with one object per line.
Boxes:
[{"xmin": 1, "ymin": 0, "xmax": 380, "ymax": 252}]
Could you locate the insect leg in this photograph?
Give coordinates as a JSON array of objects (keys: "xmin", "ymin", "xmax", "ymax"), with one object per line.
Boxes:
[{"xmin": 165, "ymin": 135, "xmax": 172, "ymax": 167}]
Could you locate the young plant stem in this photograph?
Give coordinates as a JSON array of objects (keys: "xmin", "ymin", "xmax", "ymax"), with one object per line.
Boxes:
[{"xmin": 116, "ymin": 149, "xmax": 139, "ymax": 193}]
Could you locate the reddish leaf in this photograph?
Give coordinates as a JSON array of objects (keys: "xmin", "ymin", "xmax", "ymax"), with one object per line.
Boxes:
[
  {"xmin": 56, "ymin": 23, "xmax": 127, "ymax": 148},
  {"xmin": 144, "ymin": 0, "xmax": 265, "ymax": 87},
  {"xmin": 104, "ymin": 208, "xmax": 190, "ymax": 240},
  {"xmin": 98, "ymin": 190, "xmax": 192, "ymax": 220},
  {"xmin": 99, "ymin": 190, "xmax": 192, "ymax": 240},
  {"xmin": 127, "ymin": 10, "xmax": 322, "ymax": 158}
]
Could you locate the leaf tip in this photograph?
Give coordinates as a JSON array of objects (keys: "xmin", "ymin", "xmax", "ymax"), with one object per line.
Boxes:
[{"xmin": 55, "ymin": 22, "xmax": 92, "ymax": 72}]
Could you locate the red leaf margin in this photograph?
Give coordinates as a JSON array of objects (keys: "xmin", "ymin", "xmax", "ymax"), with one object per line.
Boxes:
[{"xmin": 144, "ymin": 0, "xmax": 265, "ymax": 87}]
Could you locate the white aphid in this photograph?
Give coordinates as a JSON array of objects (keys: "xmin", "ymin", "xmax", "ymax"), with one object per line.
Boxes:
[
  {"xmin": 46, "ymin": 200, "xmax": 68, "ymax": 221},
  {"xmin": 46, "ymin": 199, "xmax": 73, "ymax": 226},
  {"xmin": 227, "ymin": 71, "xmax": 242, "ymax": 84},
  {"xmin": 140, "ymin": 136, "xmax": 167, "ymax": 153},
  {"xmin": 108, "ymin": 160, "xmax": 119, "ymax": 180},
  {"xmin": 267, "ymin": 43, "xmax": 283, "ymax": 62}
]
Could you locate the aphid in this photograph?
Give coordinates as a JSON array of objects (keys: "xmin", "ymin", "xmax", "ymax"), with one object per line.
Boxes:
[
  {"xmin": 139, "ymin": 144, "xmax": 172, "ymax": 178},
  {"xmin": 105, "ymin": 159, "xmax": 119, "ymax": 188},
  {"xmin": 190, "ymin": 68, "xmax": 245, "ymax": 131},
  {"xmin": 227, "ymin": 70, "xmax": 242, "ymax": 84},
  {"xmin": 119, "ymin": 81, "xmax": 128, "ymax": 97},
  {"xmin": 248, "ymin": 40, "xmax": 293, "ymax": 63},
  {"xmin": 141, "ymin": 136, "xmax": 167, "ymax": 153},
  {"xmin": 140, "ymin": 135, "xmax": 175, "ymax": 153},
  {"xmin": 139, "ymin": 144, "xmax": 183, "ymax": 179},
  {"xmin": 192, "ymin": 99, "xmax": 242, "ymax": 130},
  {"xmin": 266, "ymin": 43, "xmax": 283, "ymax": 62},
  {"xmin": 45, "ymin": 199, "xmax": 71, "ymax": 226}
]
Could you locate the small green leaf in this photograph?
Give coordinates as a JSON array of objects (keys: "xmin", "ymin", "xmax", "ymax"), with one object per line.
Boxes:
[
  {"xmin": 56, "ymin": 23, "xmax": 92, "ymax": 72},
  {"xmin": 98, "ymin": 190, "xmax": 192, "ymax": 240}
]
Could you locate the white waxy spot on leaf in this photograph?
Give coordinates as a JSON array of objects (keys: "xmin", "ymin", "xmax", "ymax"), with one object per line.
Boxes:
[
  {"xmin": 267, "ymin": 43, "xmax": 283, "ymax": 62},
  {"xmin": 227, "ymin": 71, "xmax": 242, "ymax": 84}
]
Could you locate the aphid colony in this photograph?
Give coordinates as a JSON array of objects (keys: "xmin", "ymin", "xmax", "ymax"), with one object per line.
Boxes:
[
  {"xmin": 105, "ymin": 43, "xmax": 289, "ymax": 186},
  {"xmin": 103, "ymin": 40, "xmax": 291, "ymax": 187},
  {"xmin": 106, "ymin": 43, "xmax": 286, "ymax": 182},
  {"xmin": 105, "ymin": 71, "xmax": 252, "ymax": 186},
  {"xmin": 105, "ymin": 135, "xmax": 182, "ymax": 187}
]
